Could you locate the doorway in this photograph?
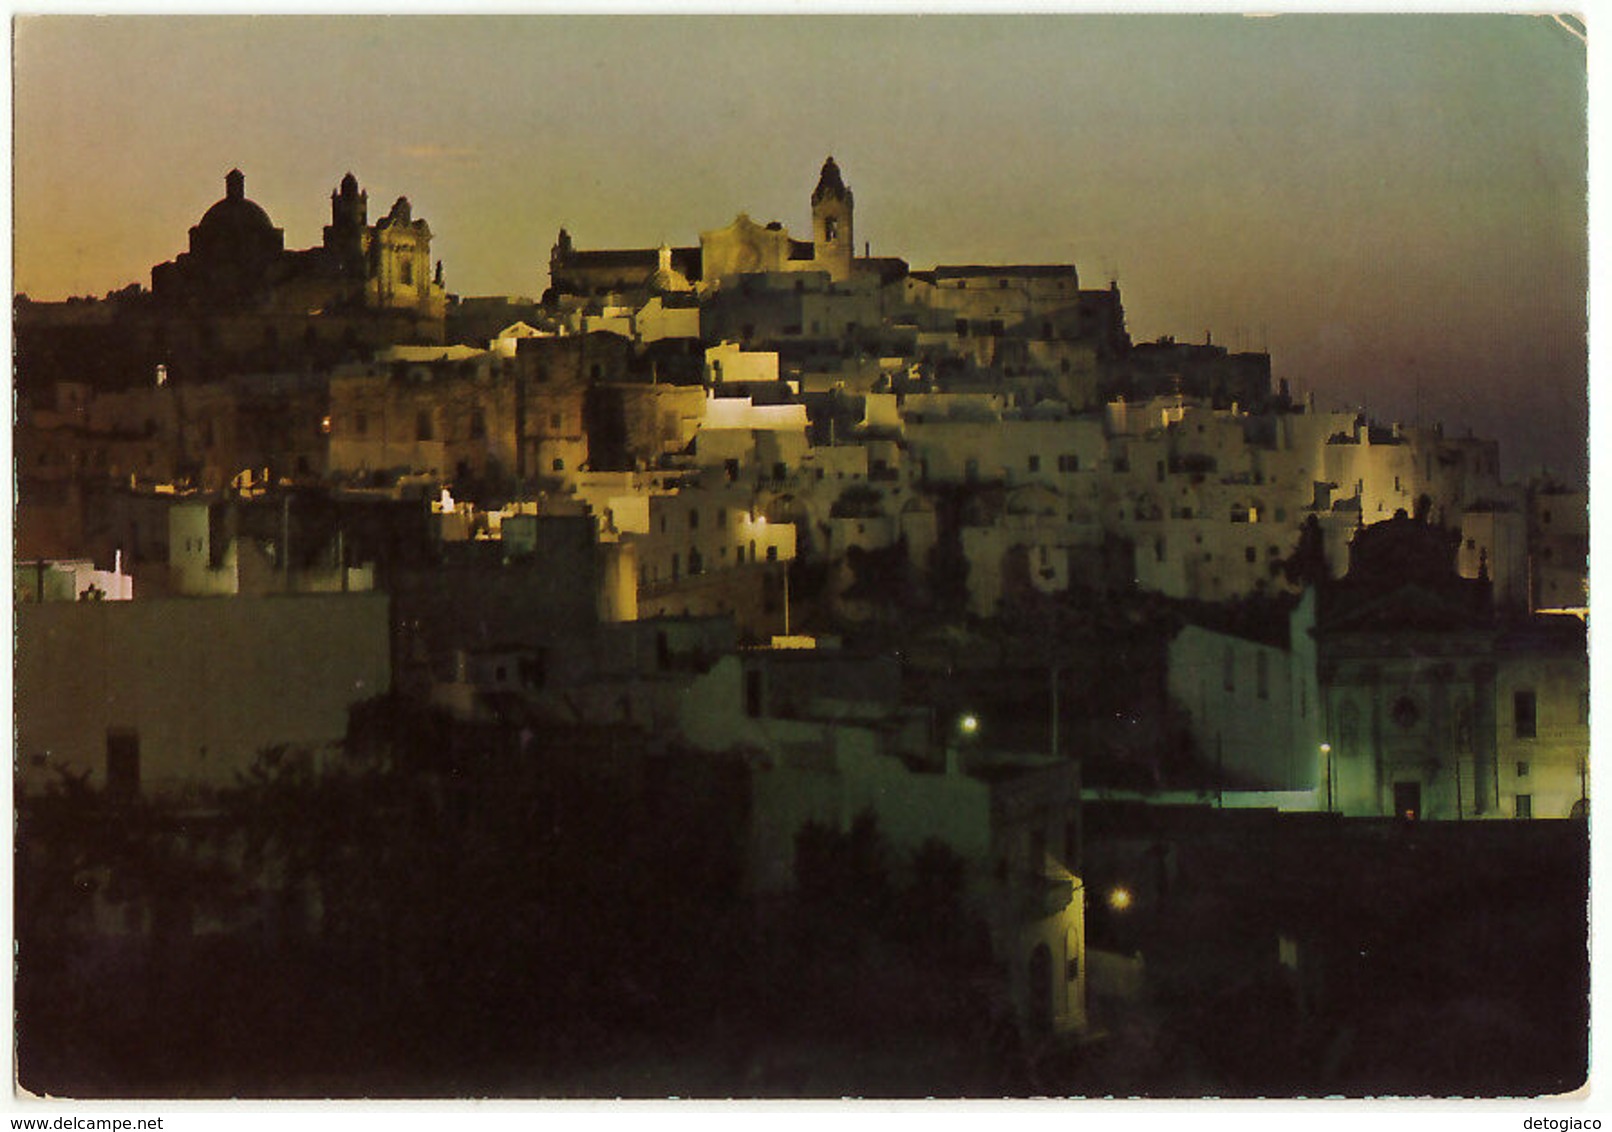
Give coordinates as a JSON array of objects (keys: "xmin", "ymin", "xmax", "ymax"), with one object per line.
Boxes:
[{"xmin": 1393, "ymin": 780, "xmax": 1421, "ymax": 821}]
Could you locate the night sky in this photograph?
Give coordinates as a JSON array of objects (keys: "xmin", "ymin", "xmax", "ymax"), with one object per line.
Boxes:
[{"xmin": 12, "ymin": 14, "xmax": 1588, "ymax": 482}]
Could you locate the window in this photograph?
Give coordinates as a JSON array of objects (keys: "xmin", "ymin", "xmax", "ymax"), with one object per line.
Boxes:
[
  {"xmin": 766, "ymin": 545, "xmax": 779, "ymax": 562},
  {"xmin": 746, "ymin": 668, "xmax": 765, "ymax": 718},
  {"xmin": 1516, "ymin": 761, "xmax": 1531, "ymax": 778},
  {"xmin": 470, "ymin": 409, "xmax": 486, "ymax": 439},
  {"xmin": 1515, "ymin": 794, "xmax": 1533, "ymax": 819},
  {"xmin": 416, "ymin": 409, "xmax": 434, "ymax": 441},
  {"xmin": 400, "ymin": 257, "xmax": 414, "ymax": 286},
  {"xmin": 549, "ymin": 412, "xmax": 562, "ymax": 430},
  {"xmin": 1392, "ymin": 695, "xmax": 1420, "ymax": 730},
  {"xmin": 1245, "ymin": 546, "xmax": 1257, "ymax": 564},
  {"xmin": 1058, "ymin": 454, "xmax": 1080, "ymax": 473},
  {"xmin": 1514, "ymin": 690, "xmax": 1538, "ymax": 739},
  {"xmin": 689, "ymin": 508, "xmax": 700, "ymax": 530},
  {"xmin": 355, "ymin": 411, "xmax": 368, "ymax": 436},
  {"xmin": 552, "ymin": 458, "xmax": 564, "ymax": 472},
  {"xmin": 824, "ymin": 216, "xmax": 838, "ymax": 241},
  {"xmin": 1028, "ymin": 454, "xmax": 1041, "ymax": 473},
  {"xmin": 688, "ymin": 548, "xmax": 703, "ymax": 575}
]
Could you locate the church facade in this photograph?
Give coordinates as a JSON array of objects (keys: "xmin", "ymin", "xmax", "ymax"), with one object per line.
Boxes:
[
  {"xmin": 548, "ymin": 157, "xmax": 867, "ymax": 302},
  {"xmin": 15, "ymin": 169, "xmax": 452, "ymax": 389},
  {"xmin": 151, "ymin": 168, "xmax": 447, "ymax": 325}
]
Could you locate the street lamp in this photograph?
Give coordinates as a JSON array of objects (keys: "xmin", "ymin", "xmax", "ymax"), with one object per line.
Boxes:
[
  {"xmin": 1320, "ymin": 743, "xmax": 1333, "ymax": 813},
  {"xmin": 958, "ymin": 713, "xmax": 980, "ymax": 737},
  {"xmin": 1107, "ymin": 885, "xmax": 1133, "ymax": 912}
]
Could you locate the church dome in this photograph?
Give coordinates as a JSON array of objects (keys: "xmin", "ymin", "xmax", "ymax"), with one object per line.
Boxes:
[{"xmin": 196, "ymin": 169, "xmax": 277, "ymax": 236}]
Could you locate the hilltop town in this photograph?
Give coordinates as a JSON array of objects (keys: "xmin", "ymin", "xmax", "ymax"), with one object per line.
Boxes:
[{"xmin": 13, "ymin": 159, "xmax": 1589, "ymax": 1096}]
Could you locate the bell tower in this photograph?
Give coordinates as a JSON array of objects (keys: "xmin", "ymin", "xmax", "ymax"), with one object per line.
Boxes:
[
  {"xmin": 324, "ymin": 172, "xmax": 369, "ymax": 276},
  {"xmin": 330, "ymin": 172, "xmax": 367, "ymax": 229},
  {"xmin": 811, "ymin": 156, "xmax": 854, "ymax": 282}
]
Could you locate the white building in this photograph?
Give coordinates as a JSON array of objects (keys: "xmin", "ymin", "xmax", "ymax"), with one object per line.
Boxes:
[
  {"xmin": 1166, "ymin": 516, "xmax": 1587, "ymax": 820},
  {"xmin": 678, "ymin": 652, "xmax": 1088, "ymax": 1036}
]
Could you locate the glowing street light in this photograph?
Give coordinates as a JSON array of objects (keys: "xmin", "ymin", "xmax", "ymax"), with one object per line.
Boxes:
[
  {"xmin": 1320, "ymin": 742, "xmax": 1334, "ymax": 813},
  {"xmin": 957, "ymin": 713, "xmax": 980, "ymax": 737},
  {"xmin": 1107, "ymin": 886, "xmax": 1133, "ymax": 912}
]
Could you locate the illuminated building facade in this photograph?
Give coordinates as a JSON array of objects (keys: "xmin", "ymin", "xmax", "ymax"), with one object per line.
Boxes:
[{"xmin": 1168, "ymin": 511, "xmax": 1589, "ymax": 819}]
